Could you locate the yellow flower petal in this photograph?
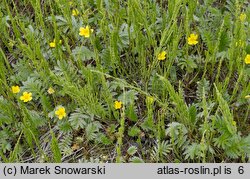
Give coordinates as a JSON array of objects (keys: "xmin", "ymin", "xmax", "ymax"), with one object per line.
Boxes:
[
  {"xmin": 20, "ymin": 92, "xmax": 32, "ymax": 102},
  {"xmin": 55, "ymin": 107, "xmax": 67, "ymax": 119},
  {"xmin": 49, "ymin": 39, "xmax": 62, "ymax": 48},
  {"xmin": 71, "ymin": 143, "xmax": 80, "ymax": 151},
  {"xmin": 49, "ymin": 42, "xmax": 56, "ymax": 48},
  {"xmin": 47, "ymin": 87, "xmax": 55, "ymax": 94},
  {"xmin": 240, "ymin": 13, "xmax": 246, "ymax": 22},
  {"xmin": 245, "ymin": 54, "xmax": 250, "ymax": 64},
  {"xmin": 157, "ymin": 51, "xmax": 167, "ymax": 60},
  {"xmin": 114, "ymin": 101, "xmax": 122, "ymax": 110},
  {"xmin": 146, "ymin": 96, "xmax": 154, "ymax": 104},
  {"xmin": 72, "ymin": 9, "xmax": 79, "ymax": 16},
  {"xmin": 188, "ymin": 33, "xmax": 198, "ymax": 45},
  {"xmin": 79, "ymin": 26, "xmax": 93, "ymax": 38},
  {"xmin": 11, "ymin": 85, "xmax": 20, "ymax": 94},
  {"xmin": 245, "ymin": 95, "xmax": 250, "ymax": 99}
]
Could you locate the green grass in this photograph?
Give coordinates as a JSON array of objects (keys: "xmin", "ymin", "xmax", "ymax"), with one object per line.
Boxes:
[{"xmin": 0, "ymin": 0, "xmax": 250, "ymax": 163}]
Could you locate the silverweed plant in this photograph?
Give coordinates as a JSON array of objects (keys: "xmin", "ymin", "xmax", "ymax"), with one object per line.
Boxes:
[{"xmin": 0, "ymin": 0, "xmax": 250, "ymax": 163}]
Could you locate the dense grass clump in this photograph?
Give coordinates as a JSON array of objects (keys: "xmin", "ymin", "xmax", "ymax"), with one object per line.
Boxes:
[{"xmin": 0, "ymin": 0, "xmax": 250, "ymax": 163}]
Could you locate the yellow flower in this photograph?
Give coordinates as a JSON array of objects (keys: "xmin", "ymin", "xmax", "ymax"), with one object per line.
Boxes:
[
  {"xmin": 47, "ymin": 87, "xmax": 55, "ymax": 94},
  {"xmin": 49, "ymin": 39, "xmax": 56, "ymax": 48},
  {"xmin": 114, "ymin": 101, "xmax": 122, "ymax": 110},
  {"xmin": 245, "ymin": 54, "xmax": 250, "ymax": 64},
  {"xmin": 71, "ymin": 143, "xmax": 80, "ymax": 151},
  {"xmin": 236, "ymin": 40, "xmax": 245, "ymax": 47},
  {"xmin": 188, "ymin": 33, "xmax": 198, "ymax": 45},
  {"xmin": 49, "ymin": 39, "xmax": 62, "ymax": 48},
  {"xmin": 239, "ymin": 13, "xmax": 246, "ymax": 22},
  {"xmin": 101, "ymin": 155, "xmax": 108, "ymax": 160},
  {"xmin": 79, "ymin": 25, "xmax": 93, "ymax": 38},
  {"xmin": 157, "ymin": 51, "xmax": 167, "ymax": 61},
  {"xmin": 20, "ymin": 92, "xmax": 32, "ymax": 102},
  {"xmin": 72, "ymin": 9, "xmax": 79, "ymax": 16},
  {"xmin": 11, "ymin": 85, "xmax": 20, "ymax": 94},
  {"xmin": 232, "ymin": 121, "xmax": 236, "ymax": 126},
  {"xmin": 245, "ymin": 95, "xmax": 250, "ymax": 99},
  {"xmin": 146, "ymin": 96, "xmax": 154, "ymax": 104},
  {"xmin": 55, "ymin": 106, "xmax": 67, "ymax": 120}
]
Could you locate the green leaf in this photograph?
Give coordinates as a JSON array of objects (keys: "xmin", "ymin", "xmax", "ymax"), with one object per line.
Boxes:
[
  {"xmin": 141, "ymin": 117, "xmax": 155, "ymax": 132},
  {"xmin": 129, "ymin": 156, "xmax": 144, "ymax": 163},
  {"xmin": 189, "ymin": 105, "xmax": 197, "ymax": 125},
  {"xmin": 127, "ymin": 146, "xmax": 137, "ymax": 156},
  {"xmin": 157, "ymin": 74, "xmax": 190, "ymax": 125},
  {"xmin": 85, "ymin": 122, "xmax": 102, "ymax": 141},
  {"xmin": 28, "ymin": 110, "xmax": 46, "ymax": 128},
  {"xmin": 150, "ymin": 140, "xmax": 172, "ymax": 162},
  {"xmin": 184, "ymin": 143, "xmax": 202, "ymax": 160},
  {"xmin": 58, "ymin": 120, "xmax": 73, "ymax": 133},
  {"xmin": 72, "ymin": 46, "xmax": 94, "ymax": 61},
  {"xmin": 118, "ymin": 90, "xmax": 138, "ymax": 106},
  {"xmin": 128, "ymin": 126, "xmax": 141, "ymax": 137},
  {"xmin": 59, "ymin": 133, "xmax": 73, "ymax": 156},
  {"xmin": 96, "ymin": 133, "xmax": 112, "ymax": 145},
  {"xmin": 40, "ymin": 95, "xmax": 52, "ymax": 111},
  {"xmin": 69, "ymin": 110, "xmax": 88, "ymax": 130},
  {"xmin": 218, "ymin": 30, "xmax": 230, "ymax": 52},
  {"xmin": 22, "ymin": 77, "xmax": 42, "ymax": 97},
  {"xmin": 166, "ymin": 122, "xmax": 188, "ymax": 148},
  {"xmin": 125, "ymin": 104, "xmax": 138, "ymax": 122},
  {"xmin": 196, "ymin": 78, "xmax": 210, "ymax": 100},
  {"xmin": 245, "ymin": 44, "xmax": 250, "ymax": 54},
  {"xmin": 51, "ymin": 132, "xmax": 62, "ymax": 163},
  {"xmin": 214, "ymin": 84, "xmax": 236, "ymax": 135}
]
